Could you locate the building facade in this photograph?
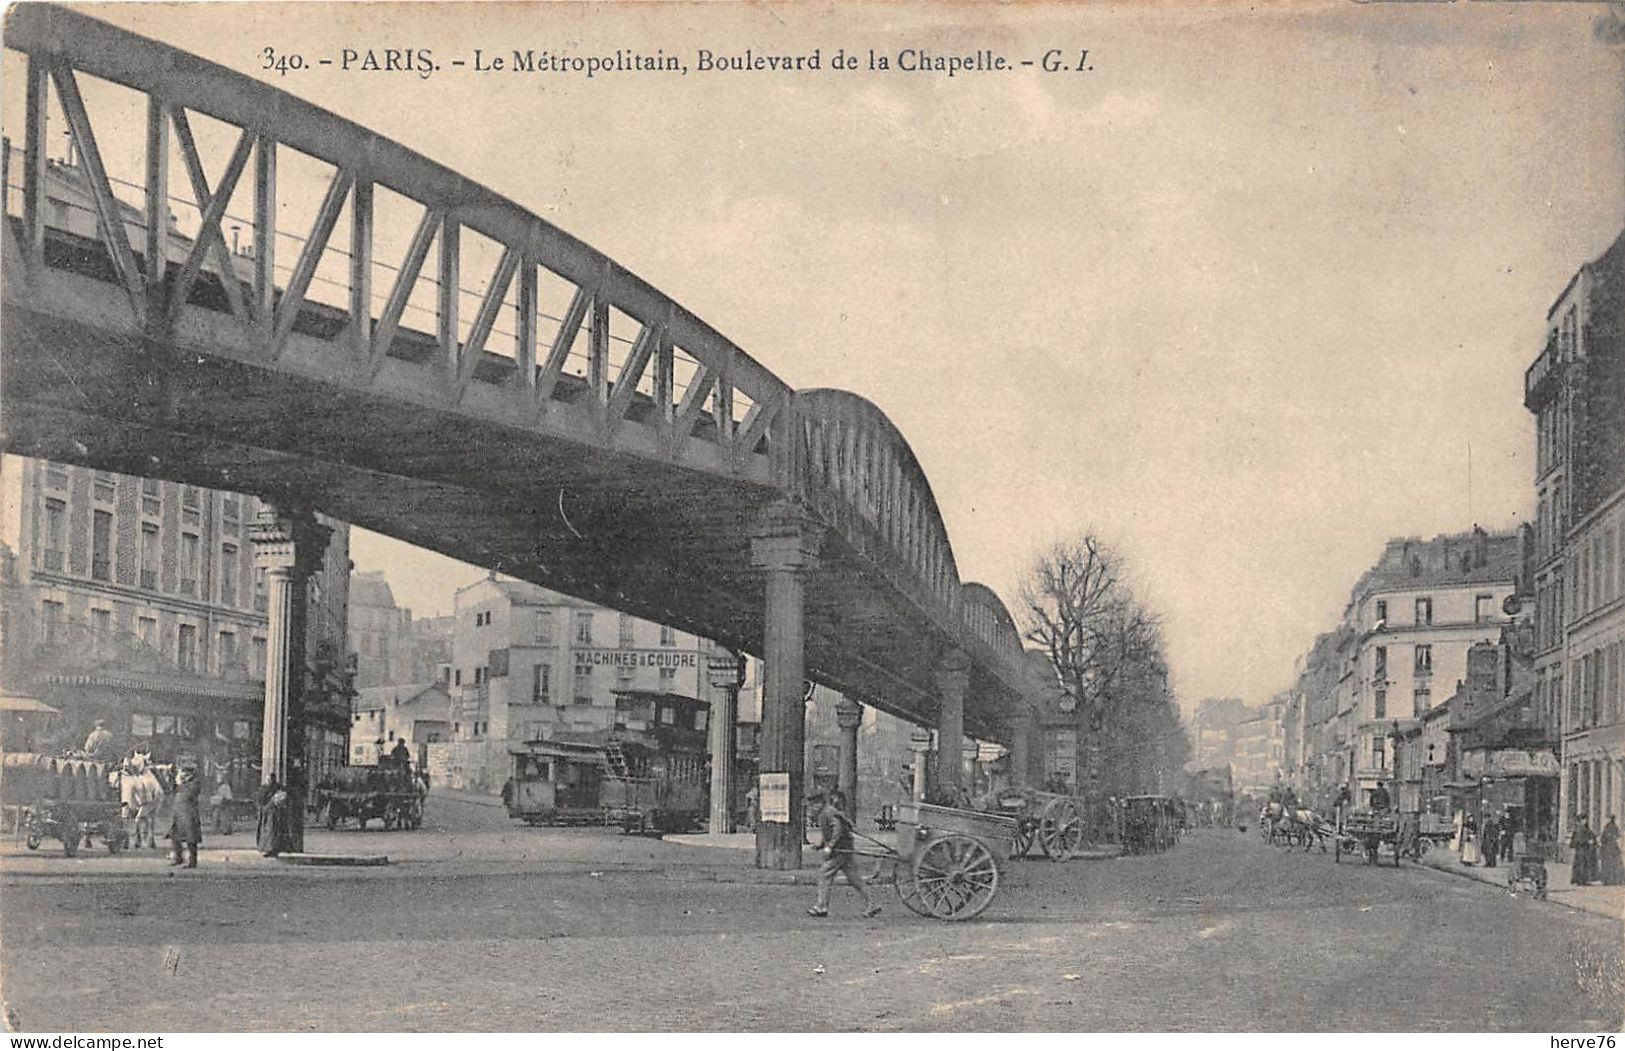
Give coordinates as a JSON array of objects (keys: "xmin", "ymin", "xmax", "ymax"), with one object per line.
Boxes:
[
  {"xmin": 436, "ymin": 575, "xmax": 727, "ymax": 791},
  {"xmin": 1525, "ymin": 228, "xmax": 1625, "ymax": 842},
  {"xmin": 0, "ymin": 454, "xmax": 351, "ymax": 790},
  {"xmin": 350, "ymin": 682, "xmax": 452, "ymax": 767},
  {"xmin": 348, "ymin": 571, "xmax": 454, "ymax": 688}
]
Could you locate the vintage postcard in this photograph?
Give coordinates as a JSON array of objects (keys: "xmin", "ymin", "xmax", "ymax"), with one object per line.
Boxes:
[{"xmin": 0, "ymin": 0, "xmax": 1622, "ymax": 1036}]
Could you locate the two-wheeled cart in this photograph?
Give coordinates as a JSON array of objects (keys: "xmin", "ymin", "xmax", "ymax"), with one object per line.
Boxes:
[
  {"xmin": 993, "ymin": 789, "xmax": 1090, "ymax": 861},
  {"xmin": 850, "ymin": 801, "xmax": 1019, "ymax": 921},
  {"xmin": 1334, "ymin": 809, "xmax": 1402, "ymax": 866}
]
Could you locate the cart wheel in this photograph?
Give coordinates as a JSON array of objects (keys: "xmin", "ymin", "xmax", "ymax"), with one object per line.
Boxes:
[
  {"xmin": 1011, "ymin": 820, "xmax": 1034, "ymax": 859},
  {"xmin": 894, "ymin": 859, "xmax": 933, "ymax": 917},
  {"xmin": 1038, "ymin": 798, "xmax": 1084, "ymax": 862},
  {"xmin": 913, "ymin": 834, "xmax": 1000, "ymax": 921}
]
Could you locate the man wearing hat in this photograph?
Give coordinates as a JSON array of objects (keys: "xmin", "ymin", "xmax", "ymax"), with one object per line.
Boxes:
[{"xmin": 83, "ymin": 720, "xmax": 117, "ymax": 764}]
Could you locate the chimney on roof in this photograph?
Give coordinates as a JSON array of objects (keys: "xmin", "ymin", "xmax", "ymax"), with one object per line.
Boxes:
[{"xmin": 1473, "ymin": 525, "xmax": 1488, "ymax": 568}]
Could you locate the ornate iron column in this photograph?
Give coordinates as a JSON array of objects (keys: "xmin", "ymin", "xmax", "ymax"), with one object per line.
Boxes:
[
  {"xmin": 250, "ymin": 507, "xmax": 330, "ymax": 855},
  {"xmin": 934, "ymin": 650, "xmax": 971, "ymax": 794},
  {"xmin": 909, "ymin": 728, "xmax": 933, "ymax": 803},
  {"xmin": 707, "ymin": 649, "xmax": 745, "ymax": 834},
  {"xmin": 750, "ymin": 502, "xmax": 822, "ymax": 870},
  {"xmin": 835, "ymin": 696, "xmax": 863, "ymax": 820}
]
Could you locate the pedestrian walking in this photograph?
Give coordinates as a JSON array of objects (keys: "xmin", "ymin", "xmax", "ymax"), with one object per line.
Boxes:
[
  {"xmin": 1569, "ymin": 816, "xmax": 1597, "ymax": 885},
  {"xmin": 167, "ymin": 765, "xmax": 202, "ymax": 868},
  {"xmin": 1460, "ymin": 814, "xmax": 1480, "ymax": 866},
  {"xmin": 1482, "ymin": 815, "xmax": 1500, "ymax": 868},
  {"xmin": 1599, "ymin": 815, "xmax": 1624, "ymax": 886},
  {"xmin": 1500, "ymin": 814, "xmax": 1518, "ymax": 865},
  {"xmin": 807, "ymin": 790, "xmax": 880, "ymax": 919}
]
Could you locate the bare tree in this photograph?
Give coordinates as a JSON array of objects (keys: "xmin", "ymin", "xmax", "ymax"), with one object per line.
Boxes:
[{"xmin": 1020, "ymin": 533, "xmax": 1174, "ymax": 791}]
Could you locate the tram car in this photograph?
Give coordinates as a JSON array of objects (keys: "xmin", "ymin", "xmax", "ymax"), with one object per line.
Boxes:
[{"xmin": 505, "ymin": 691, "xmax": 711, "ymax": 835}]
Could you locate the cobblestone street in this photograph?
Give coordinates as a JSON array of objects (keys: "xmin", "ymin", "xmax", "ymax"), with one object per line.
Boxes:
[{"xmin": 2, "ymin": 797, "xmax": 1620, "ymax": 1032}]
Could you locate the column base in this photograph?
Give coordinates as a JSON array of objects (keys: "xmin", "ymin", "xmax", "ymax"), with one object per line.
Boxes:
[{"xmin": 755, "ymin": 821, "xmax": 803, "ymax": 870}]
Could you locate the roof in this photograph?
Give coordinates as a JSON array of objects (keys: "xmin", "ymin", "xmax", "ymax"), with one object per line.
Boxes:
[
  {"xmin": 349, "ymin": 571, "xmax": 399, "ymax": 609},
  {"xmin": 0, "ymin": 695, "xmax": 59, "ymax": 714},
  {"xmin": 353, "ymin": 682, "xmax": 450, "ymax": 714},
  {"xmin": 1347, "ymin": 529, "xmax": 1521, "ymax": 609}
]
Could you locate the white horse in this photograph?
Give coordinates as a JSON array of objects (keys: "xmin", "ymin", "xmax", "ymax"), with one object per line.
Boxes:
[{"xmin": 112, "ymin": 755, "xmax": 166, "ymax": 849}]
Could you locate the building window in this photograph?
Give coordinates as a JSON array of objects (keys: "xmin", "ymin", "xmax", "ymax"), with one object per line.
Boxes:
[
  {"xmin": 90, "ymin": 608, "xmax": 111, "ymax": 646},
  {"xmin": 453, "ymin": 669, "xmax": 462, "ymax": 686},
  {"xmin": 131, "ymin": 713, "xmax": 154, "ymax": 737},
  {"xmin": 533, "ymin": 663, "xmax": 552, "ymax": 704},
  {"xmin": 182, "ymin": 486, "xmax": 200, "ymax": 509},
  {"xmin": 218, "ymin": 631, "xmax": 237, "ymax": 672},
  {"xmin": 1375, "ymin": 600, "xmax": 1387, "ymax": 625},
  {"xmin": 1413, "ymin": 686, "xmax": 1430, "ymax": 717},
  {"xmin": 694, "ymin": 708, "xmax": 709, "ymax": 732},
  {"xmin": 252, "ymin": 636, "xmax": 266, "ymax": 673},
  {"xmin": 219, "ymin": 544, "xmax": 237, "ymax": 606},
  {"xmin": 1415, "ymin": 597, "xmax": 1432, "ymax": 626},
  {"xmin": 659, "ymin": 706, "xmax": 677, "ymax": 726},
  {"xmin": 233, "ymin": 720, "xmax": 251, "ymax": 740},
  {"xmin": 222, "ymin": 496, "xmax": 240, "ymax": 536},
  {"xmin": 1475, "ymin": 594, "xmax": 1494, "ymax": 623},
  {"xmin": 1374, "ymin": 689, "xmax": 1387, "ymax": 719},
  {"xmin": 137, "ymin": 616, "xmax": 157, "ymax": 648},
  {"xmin": 1371, "ymin": 738, "xmax": 1385, "ymax": 771},
  {"xmin": 42, "ymin": 498, "xmax": 66, "ymax": 571},
  {"xmin": 179, "ymin": 532, "xmax": 199, "ymax": 596},
  {"xmin": 535, "ymin": 611, "xmax": 554, "ymax": 645},
  {"xmin": 1374, "ymin": 646, "xmax": 1387, "ymax": 678},
  {"xmin": 619, "ymin": 614, "xmax": 635, "ymax": 648},
  {"xmin": 658, "ymin": 666, "xmax": 677, "ymax": 687},
  {"xmin": 659, "ymin": 625, "xmax": 676, "ymax": 647},
  {"xmin": 90, "ymin": 509, "xmax": 113, "ymax": 581},
  {"xmin": 474, "ymin": 666, "xmax": 485, "ymax": 685},
  {"xmin": 140, "ymin": 523, "xmax": 159, "ymax": 590},
  {"xmin": 573, "ymin": 663, "xmax": 593, "ymax": 704},
  {"xmin": 574, "ymin": 612, "xmax": 593, "ymax": 645},
  {"xmin": 93, "ymin": 473, "xmax": 115, "ymax": 503},
  {"xmin": 617, "ymin": 662, "xmax": 635, "ymax": 683},
  {"xmin": 1414, "ymin": 644, "xmax": 1432, "ymax": 676},
  {"xmin": 40, "ymin": 600, "xmax": 65, "ymax": 645},
  {"xmin": 177, "ymin": 623, "xmax": 197, "ymax": 671}
]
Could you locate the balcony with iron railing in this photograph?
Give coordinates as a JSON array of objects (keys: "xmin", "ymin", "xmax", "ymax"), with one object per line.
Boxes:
[{"xmin": 1525, "ymin": 337, "xmax": 1561, "ymax": 409}]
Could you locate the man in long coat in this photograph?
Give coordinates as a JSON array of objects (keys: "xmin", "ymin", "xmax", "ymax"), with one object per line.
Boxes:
[
  {"xmin": 1570, "ymin": 816, "xmax": 1597, "ymax": 885},
  {"xmin": 168, "ymin": 767, "xmax": 203, "ymax": 868}
]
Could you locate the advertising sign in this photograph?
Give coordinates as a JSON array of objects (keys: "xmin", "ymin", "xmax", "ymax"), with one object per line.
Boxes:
[{"xmin": 759, "ymin": 772, "xmax": 791, "ymax": 823}]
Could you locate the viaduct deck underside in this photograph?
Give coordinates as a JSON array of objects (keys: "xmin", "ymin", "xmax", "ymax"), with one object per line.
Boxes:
[{"xmin": 2, "ymin": 290, "xmax": 1013, "ymax": 740}]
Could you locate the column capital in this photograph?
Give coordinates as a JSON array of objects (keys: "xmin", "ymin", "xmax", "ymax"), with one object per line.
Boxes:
[
  {"xmin": 936, "ymin": 648, "xmax": 971, "ymax": 689},
  {"xmin": 249, "ymin": 507, "xmax": 332, "ymax": 576},
  {"xmin": 835, "ymin": 696, "xmax": 864, "ymax": 731},
  {"xmin": 750, "ymin": 501, "xmax": 824, "ymax": 574},
  {"xmin": 708, "ymin": 649, "xmax": 746, "ymax": 690}
]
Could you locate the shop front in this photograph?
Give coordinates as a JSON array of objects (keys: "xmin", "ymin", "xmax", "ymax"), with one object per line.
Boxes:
[{"xmin": 1458, "ymin": 747, "xmax": 1561, "ymax": 847}]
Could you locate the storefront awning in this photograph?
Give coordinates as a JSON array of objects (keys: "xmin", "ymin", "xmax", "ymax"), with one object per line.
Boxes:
[
  {"xmin": 0, "ymin": 695, "xmax": 59, "ymax": 715},
  {"xmin": 1460, "ymin": 748, "xmax": 1559, "ymax": 779}
]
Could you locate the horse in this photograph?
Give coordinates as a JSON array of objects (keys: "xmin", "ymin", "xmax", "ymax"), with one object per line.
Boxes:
[
  {"xmin": 111, "ymin": 756, "xmax": 167, "ymax": 849},
  {"xmin": 1264, "ymin": 802, "xmax": 1329, "ymax": 852}
]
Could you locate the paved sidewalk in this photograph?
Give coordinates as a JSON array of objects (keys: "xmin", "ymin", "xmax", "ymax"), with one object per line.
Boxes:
[{"xmin": 1417, "ymin": 846, "xmax": 1625, "ymax": 919}]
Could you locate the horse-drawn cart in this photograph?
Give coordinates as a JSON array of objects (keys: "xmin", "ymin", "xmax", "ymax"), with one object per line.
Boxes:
[
  {"xmin": 993, "ymin": 789, "xmax": 1090, "ymax": 861},
  {"xmin": 2, "ymin": 753, "xmax": 127, "ymax": 856},
  {"xmin": 854, "ymin": 801, "xmax": 1019, "ymax": 921},
  {"xmin": 312, "ymin": 763, "xmax": 424, "ymax": 831},
  {"xmin": 1334, "ymin": 809, "xmax": 1402, "ymax": 866}
]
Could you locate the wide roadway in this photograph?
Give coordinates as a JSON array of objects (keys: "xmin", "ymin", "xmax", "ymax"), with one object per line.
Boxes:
[{"xmin": 1, "ymin": 797, "xmax": 1619, "ymax": 1032}]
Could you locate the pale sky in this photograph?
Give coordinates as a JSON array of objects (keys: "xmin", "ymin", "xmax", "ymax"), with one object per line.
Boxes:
[{"xmin": 23, "ymin": 2, "xmax": 1625, "ymax": 713}]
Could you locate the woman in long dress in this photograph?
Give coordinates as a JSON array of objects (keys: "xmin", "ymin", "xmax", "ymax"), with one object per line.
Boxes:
[
  {"xmin": 1461, "ymin": 814, "xmax": 1481, "ymax": 865},
  {"xmin": 1598, "ymin": 816, "xmax": 1624, "ymax": 885},
  {"xmin": 1570, "ymin": 816, "xmax": 1597, "ymax": 885}
]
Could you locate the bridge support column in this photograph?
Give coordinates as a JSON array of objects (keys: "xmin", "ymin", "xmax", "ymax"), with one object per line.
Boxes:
[
  {"xmin": 250, "ymin": 507, "xmax": 331, "ymax": 856},
  {"xmin": 909, "ymin": 729, "xmax": 932, "ymax": 803},
  {"xmin": 835, "ymin": 697, "xmax": 863, "ymax": 821},
  {"xmin": 707, "ymin": 650, "xmax": 745, "ymax": 834},
  {"xmin": 933, "ymin": 650, "xmax": 971, "ymax": 798},
  {"xmin": 750, "ymin": 505, "xmax": 822, "ymax": 870},
  {"xmin": 1008, "ymin": 706, "xmax": 1035, "ymax": 790}
]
